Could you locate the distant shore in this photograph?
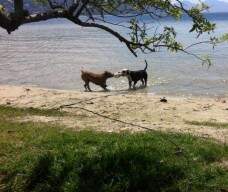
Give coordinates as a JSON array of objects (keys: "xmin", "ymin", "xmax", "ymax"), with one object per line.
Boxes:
[{"xmin": 0, "ymin": 84, "xmax": 227, "ymax": 143}]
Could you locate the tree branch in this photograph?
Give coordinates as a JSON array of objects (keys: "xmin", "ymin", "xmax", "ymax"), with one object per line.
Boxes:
[
  {"xmin": 74, "ymin": 0, "xmax": 89, "ymax": 18},
  {"xmin": 0, "ymin": 10, "xmax": 68, "ymax": 34},
  {"xmin": 68, "ymin": 17, "xmax": 138, "ymax": 56},
  {"xmin": 47, "ymin": 0, "xmax": 65, "ymax": 9},
  {"xmin": 23, "ymin": 10, "xmax": 68, "ymax": 24},
  {"xmin": 0, "ymin": 12, "xmax": 12, "ymax": 33},
  {"xmin": 0, "ymin": 0, "xmax": 215, "ymax": 64}
]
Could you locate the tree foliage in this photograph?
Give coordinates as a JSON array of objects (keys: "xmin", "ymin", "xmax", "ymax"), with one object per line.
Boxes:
[{"xmin": 0, "ymin": 0, "xmax": 217, "ymax": 62}]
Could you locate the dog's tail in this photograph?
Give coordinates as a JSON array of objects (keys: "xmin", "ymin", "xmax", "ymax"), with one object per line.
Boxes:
[{"xmin": 144, "ymin": 60, "xmax": 148, "ymax": 71}]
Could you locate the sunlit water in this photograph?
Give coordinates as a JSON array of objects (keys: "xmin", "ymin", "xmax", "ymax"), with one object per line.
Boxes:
[{"xmin": 0, "ymin": 13, "xmax": 228, "ymax": 96}]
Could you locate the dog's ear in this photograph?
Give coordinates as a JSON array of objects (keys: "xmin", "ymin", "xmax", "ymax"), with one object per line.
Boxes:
[
  {"xmin": 126, "ymin": 70, "xmax": 130, "ymax": 75},
  {"xmin": 104, "ymin": 71, "xmax": 109, "ymax": 75},
  {"xmin": 104, "ymin": 71, "xmax": 114, "ymax": 77}
]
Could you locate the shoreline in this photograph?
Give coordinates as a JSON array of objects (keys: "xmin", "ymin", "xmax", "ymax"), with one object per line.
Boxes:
[
  {"xmin": 0, "ymin": 84, "xmax": 228, "ymax": 143},
  {"xmin": 1, "ymin": 83, "xmax": 228, "ymax": 99}
]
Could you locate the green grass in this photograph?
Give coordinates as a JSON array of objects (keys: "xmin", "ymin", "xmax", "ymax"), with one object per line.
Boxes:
[
  {"xmin": 185, "ymin": 120, "xmax": 228, "ymax": 129},
  {"xmin": 0, "ymin": 105, "xmax": 66, "ymax": 118},
  {"xmin": 0, "ymin": 105, "xmax": 227, "ymax": 192}
]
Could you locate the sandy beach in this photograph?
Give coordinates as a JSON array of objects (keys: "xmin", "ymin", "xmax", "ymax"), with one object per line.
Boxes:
[{"xmin": 0, "ymin": 84, "xmax": 228, "ymax": 143}]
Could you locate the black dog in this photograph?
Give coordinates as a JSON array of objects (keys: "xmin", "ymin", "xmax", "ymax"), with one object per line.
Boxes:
[{"xmin": 115, "ymin": 60, "xmax": 148, "ymax": 89}]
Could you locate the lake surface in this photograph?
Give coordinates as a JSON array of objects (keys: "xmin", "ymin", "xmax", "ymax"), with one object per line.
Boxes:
[{"xmin": 0, "ymin": 13, "xmax": 228, "ymax": 96}]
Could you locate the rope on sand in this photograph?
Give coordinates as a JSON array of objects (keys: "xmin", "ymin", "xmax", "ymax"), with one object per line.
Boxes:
[{"xmin": 58, "ymin": 94, "xmax": 181, "ymax": 148}]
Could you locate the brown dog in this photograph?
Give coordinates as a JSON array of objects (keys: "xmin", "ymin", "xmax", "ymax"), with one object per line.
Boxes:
[{"xmin": 81, "ymin": 70, "xmax": 114, "ymax": 91}]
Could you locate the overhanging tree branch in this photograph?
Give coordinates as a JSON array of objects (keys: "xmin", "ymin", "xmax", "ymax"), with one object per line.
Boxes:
[
  {"xmin": 0, "ymin": 12, "xmax": 11, "ymax": 32},
  {"xmin": 23, "ymin": 10, "xmax": 68, "ymax": 24},
  {"xmin": 0, "ymin": 0, "xmax": 216, "ymax": 63}
]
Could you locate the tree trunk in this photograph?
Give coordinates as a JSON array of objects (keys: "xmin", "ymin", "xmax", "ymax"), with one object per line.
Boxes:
[{"xmin": 14, "ymin": 0, "xmax": 24, "ymax": 16}]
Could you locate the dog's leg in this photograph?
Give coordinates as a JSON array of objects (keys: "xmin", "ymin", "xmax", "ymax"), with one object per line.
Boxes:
[
  {"xmin": 144, "ymin": 75, "xmax": 148, "ymax": 87},
  {"xmin": 83, "ymin": 80, "xmax": 88, "ymax": 91},
  {"xmin": 127, "ymin": 75, "xmax": 132, "ymax": 89},
  {"xmin": 101, "ymin": 84, "xmax": 109, "ymax": 91},
  {"xmin": 141, "ymin": 79, "xmax": 145, "ymax": 86},
  {"xmin": 133, "ymin": 81, "xmax": 137, "ymax": 90},
  {"xmin": 128, "ymin": 81, "xmax": 132, "ymax": 89},
  {"xmin": 144, "ymin": 79, "xmax": 147, "ymax": 87},
  {"xmin": 84, "ymin": 83, "xmax": 88, "ymax": 91},
  {"xmin": 87, "ymin": 83, "xmax": 92, "ymax": 92}
]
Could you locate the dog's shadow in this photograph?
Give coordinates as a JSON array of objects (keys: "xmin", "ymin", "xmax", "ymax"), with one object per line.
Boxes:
[
  {"xmin": 84, "ymin": 85, "xmax": 148, "ymax": 93},
  {"xmin": 84, "ymin": 89, "xmax": 111, "ymax": 93},
  {"xmin": 135, "ymin": 85, "xmax": 147, "ymax": 90}
]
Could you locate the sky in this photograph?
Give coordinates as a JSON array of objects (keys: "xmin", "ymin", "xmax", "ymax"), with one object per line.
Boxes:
[
  {"xmin": 182, "ymin": 0, "xmax": 228, "ymax": 12},
  {"xmin": 187, "ymin": 0, "xmax": 228, "ymax": 3}
]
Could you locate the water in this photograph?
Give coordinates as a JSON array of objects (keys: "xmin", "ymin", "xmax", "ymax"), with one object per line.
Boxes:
[{"xmin": 0, "ymin": 13, "xmax": 228, "ymax": 96}]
